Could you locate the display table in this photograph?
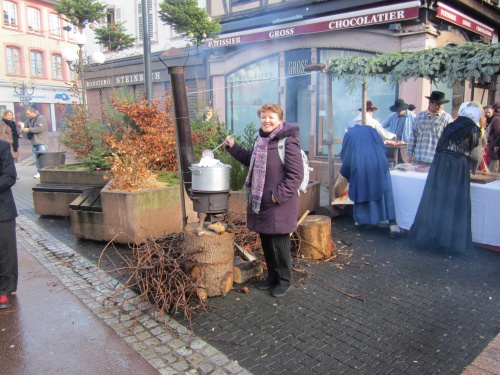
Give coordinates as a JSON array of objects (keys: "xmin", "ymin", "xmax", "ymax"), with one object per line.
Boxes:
[
  {"xmin": 390, "ymin": 170, "xmax": 500, "ymax": 248},
  {"xmin": 385, "ymin": 145, "xmax": 407, "ymax": 167}
]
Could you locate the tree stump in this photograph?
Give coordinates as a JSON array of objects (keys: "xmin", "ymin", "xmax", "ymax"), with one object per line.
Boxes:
[
  {"xmin": 297, "ymin": 215, "xmax": 335, "ymax": 259},
  {"xmin": 184, "ymin": 223, "xmax": 234, "ymax": 299}
]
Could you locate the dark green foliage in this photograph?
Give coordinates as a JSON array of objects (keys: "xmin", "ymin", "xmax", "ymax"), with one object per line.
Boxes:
[
  {"xmin": 155, "ymin": 171, "xmax": 180, "ymax": 186},
  {"xmin": 55, "ymin": 0, "xmax": 106, "ymax": 30},
  {"xmin": 218, "ymin": 122, "xmax": 258, "ymax": 191},
  {"xmin": 82, "ymin": 146, "xmax": 113, "ymax": 172},
  {"xmin": 94, "ymin": 22, "xmax": 136, "ymax": 52},
  {"xmin": 328, "ymin": 42, "xmax": 500, "ymax": 92},
  {"xmin": 159, "ymin": 0, "xmax": 221, "ymax": 48}
]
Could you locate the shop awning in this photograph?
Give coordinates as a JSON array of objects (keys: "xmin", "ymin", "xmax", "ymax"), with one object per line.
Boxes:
[
  {"xmin": 437, "ymin": 2, "xmax": 494, "ymax": 39},
  {"xmin": 205, "ymin": 1, "xmax": 420, "ymax": 49}
]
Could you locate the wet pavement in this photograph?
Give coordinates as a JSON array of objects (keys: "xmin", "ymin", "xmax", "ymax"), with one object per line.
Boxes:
[
  {"xmin": 2, "ymin": 136, "xmax": 499, "ymax": 375},
  {"xmin": 0, "ymin": 245, "xmax": 159, "ymax": 375}
]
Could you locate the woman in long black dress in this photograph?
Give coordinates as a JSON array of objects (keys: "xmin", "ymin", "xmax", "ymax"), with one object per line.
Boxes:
[{"xmin": 409, "ymin": 103, "xmax": 483, "ymax": 254}]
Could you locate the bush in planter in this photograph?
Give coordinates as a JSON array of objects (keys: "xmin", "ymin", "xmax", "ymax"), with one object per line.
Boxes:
[
  {"xmin": 103, "ymin": 94, "xmax": 178, "ymax": 191},
  {"xmin": 61, "ymin": 104, "xmax": 112, "ymax": 172}
]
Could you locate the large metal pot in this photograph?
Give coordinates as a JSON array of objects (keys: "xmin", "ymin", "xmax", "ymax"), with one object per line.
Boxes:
[{"xmin": 189, "ymin": 163, "xmax": 231, "ymax": 191}]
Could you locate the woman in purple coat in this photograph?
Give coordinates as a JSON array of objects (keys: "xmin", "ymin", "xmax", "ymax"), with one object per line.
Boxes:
[{"xmin": 225, "ymin": 103, "xmax": 303, "ymax": 297}]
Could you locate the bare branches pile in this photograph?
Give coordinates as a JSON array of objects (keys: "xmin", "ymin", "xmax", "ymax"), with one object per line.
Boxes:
[{"xmin": 99, "ymin": 232, "xmax": 207, "ymax": 322}]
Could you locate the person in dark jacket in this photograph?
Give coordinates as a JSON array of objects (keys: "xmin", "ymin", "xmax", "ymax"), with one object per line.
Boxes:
[
  {"xmin": 225, "ymin": 103, "xmax": 303, "ymax": 298},
  {"xmin": 0, "ymin": 139, "xmax": 18, "ymax": 309},
  {"xmin": 1, "ymin": 110, "xmax": 19, "ymax": 162},
  {"xmin": 21, "ymin": 107, "xmax": 50, "ymax": 178},
  {"xmin": 486, "ymin": 101, "xmax": 500, "ymax": 173}
]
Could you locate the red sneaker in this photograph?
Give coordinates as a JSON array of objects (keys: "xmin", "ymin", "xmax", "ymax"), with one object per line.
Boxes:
[{"xmin": 0, "ymin": 294, "xmax": 11, "ymax": 309}]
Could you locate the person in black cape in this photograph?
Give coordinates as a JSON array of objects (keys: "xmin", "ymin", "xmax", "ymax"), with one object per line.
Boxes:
[{"xmin": 409, "ymin": 103, "xmax": 483, "ymax": 254}]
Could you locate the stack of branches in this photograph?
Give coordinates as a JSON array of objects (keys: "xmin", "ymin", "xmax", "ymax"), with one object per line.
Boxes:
[
  {"xmin": 98, "ymin": 208, "xmax": 360, "ymax": 319},
  {"xmin": 99, "ymin": 232, "xmax": 207, "ymax": 323}
]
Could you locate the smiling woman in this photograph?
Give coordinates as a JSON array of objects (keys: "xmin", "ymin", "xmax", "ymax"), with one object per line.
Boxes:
[{"xmin": 224, "ymin": 103, "xmax": 304, "ymax": 298}]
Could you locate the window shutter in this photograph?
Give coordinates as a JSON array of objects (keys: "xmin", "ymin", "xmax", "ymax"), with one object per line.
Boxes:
[
  {"xmin": 115, "ymin": 8, "xmax": 122, "ymax": 22},
  {"xmin": 137, "ymin": 0, "xmax": 155, "ymax": 42}
]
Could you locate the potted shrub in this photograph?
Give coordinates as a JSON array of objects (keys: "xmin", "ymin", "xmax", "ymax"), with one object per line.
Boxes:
[{"xmin": 69, "ymin": 91, "xmax": 199, "ymax": 244}]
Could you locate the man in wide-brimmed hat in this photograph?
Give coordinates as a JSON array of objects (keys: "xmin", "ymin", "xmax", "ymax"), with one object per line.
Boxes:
[
  {"xmin": 406, "ymin": 91, "xmax": 453, "ymax": 164},
  {"xmin": 381, "ymin": 99, "xmax": 416, "ymax": 142},
  {"xmin": 346, "ymin": 100, "xmax": 396, "ymax": 141}
]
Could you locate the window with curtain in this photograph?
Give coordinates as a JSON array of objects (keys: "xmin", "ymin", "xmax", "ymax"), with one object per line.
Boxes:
[
  {"xmin": 27, "ymin": 7, "xmax": 41, "ymax": 33},
  {"xmin": 30, "ymin": 51, "xmax": 44, "ymax": 76},
  {"xmin": 51, "ymin": 54, "xmax": 63, "ymax": 79},
  {"xmin": 50, "ymin": 14, "xmax": 61, "ymax": 36},
  {"xmin": 6, "ymin": 47, "xmax": 22, "ymax": 75},
  {"xmin": 3, "ymin": 1, "xmax": 18, "ymax": 28}
]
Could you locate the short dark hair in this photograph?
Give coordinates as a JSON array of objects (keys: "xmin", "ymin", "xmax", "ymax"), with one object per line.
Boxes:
[
  {"xmin": 25, "ymin": 107, "xmax": 36, "ymax": 113},
  {"xmin": 484, "ymin": 105, "xmax": 492, "ymax": 110},
  {"xmin": 408, "ymin": 104, "xmax": 416, "ymax": 111}
]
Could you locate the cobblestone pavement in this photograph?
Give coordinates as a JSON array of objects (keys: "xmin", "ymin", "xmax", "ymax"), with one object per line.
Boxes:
[
  {"xmin": 11, "ymin": 139, "xmax": 500, "ymax": 375},
  {"xmin": 11, "ymin": 153, "xmax": 252, "ymax": 375}
]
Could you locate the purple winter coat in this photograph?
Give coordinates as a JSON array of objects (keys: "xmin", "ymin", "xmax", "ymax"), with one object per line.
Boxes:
[{"xmin": 227, "ymin": 122, "xmax": 304, "ymax": 235}]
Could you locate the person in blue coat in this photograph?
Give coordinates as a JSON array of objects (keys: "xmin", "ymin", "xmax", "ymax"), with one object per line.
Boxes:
[
  {"xmin": 225, "ymin": 103, "xmax": 303, "ymax": 297},
  {"xmin": 339, "ymin": 125, "xmax": 402, "ymax": 238},
  {"xmin": 0, "ymin": 139, "xmax": 18, "ymax": 309}
]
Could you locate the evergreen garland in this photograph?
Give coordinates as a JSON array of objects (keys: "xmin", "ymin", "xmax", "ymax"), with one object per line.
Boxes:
[{"xmin": 327, "ymin": 43, "xmax": 500, "ymax": 92}]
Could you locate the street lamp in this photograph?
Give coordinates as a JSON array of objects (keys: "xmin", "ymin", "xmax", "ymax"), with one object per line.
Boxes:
[
  {"xmin": 62, "ymin": 33, "xmax": 105, "ymax": 109},
  {"xmin": 13, "ymin": 80, "xmax": 36, "ymax": 108}
]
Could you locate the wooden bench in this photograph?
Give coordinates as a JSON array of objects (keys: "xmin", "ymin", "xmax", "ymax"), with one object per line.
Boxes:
[
  {"xmin": 69, "ymin": 188, "xmax": 102, "ymax": 212},
  {"xmin": 32, "ymin": 183, "xmax": 104, "ymax": 216}
]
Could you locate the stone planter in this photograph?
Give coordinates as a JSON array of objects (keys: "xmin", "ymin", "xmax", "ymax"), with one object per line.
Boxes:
[
  {"xmin": 34, "ymin": 166, "xmax": 108, "ymax": 217},
  {"xmin": 37, "ymin": 151, "xmax": 66, "ymax": 169},
  {"xmin": 71, "ymin": 181, "xmax": 196, "ymax": 244},
  {"xmin": 40, "ymin": 165, "xmax": 107, "ymax": 185}
]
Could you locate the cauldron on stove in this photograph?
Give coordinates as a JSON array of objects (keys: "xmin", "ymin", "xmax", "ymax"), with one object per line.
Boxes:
[{"xmin": 189, "ymin": 162, "xmax": 232, "ymax": 232}]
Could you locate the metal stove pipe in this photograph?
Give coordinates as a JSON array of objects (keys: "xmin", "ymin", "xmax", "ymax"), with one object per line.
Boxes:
[{"xmin": 167, "ymin": 65, "xmax": 195, "ymax": 196}]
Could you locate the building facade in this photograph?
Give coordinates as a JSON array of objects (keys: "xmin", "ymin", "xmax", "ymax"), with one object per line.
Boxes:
[
  {"xmin": 0, "ymin": 0, "xmax": 79, "ymax": 131},
  {"xmin": 83, "ymin": 0, "xmax": 500, "ymax": 180}
]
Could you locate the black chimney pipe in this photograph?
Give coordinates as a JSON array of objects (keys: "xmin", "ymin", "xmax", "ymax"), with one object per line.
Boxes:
[{"xmin": 167, "ymin": 65, "xmax": 195, "ymax": 196}]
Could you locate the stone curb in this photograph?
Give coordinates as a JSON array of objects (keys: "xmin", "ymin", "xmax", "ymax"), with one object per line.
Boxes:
[{"xmin": 16, "ymin": 213, "xmax": 252, "ymax": 375}]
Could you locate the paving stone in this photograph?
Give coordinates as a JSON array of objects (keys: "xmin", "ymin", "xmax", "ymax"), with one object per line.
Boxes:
[
  {"xmin": 171, "ymin": 360, "xmax": 189, "ymax": 371},
  {"xmin": 12, "ymin": 172, "xmax": 500, "ymax": 375},
  {"xmin": 211, "ymin": 353, "xmax": 230, "ymax": 367},
  {"xmin": 197, "ymin": 361, "xmax": 214, "ymax": 375}
]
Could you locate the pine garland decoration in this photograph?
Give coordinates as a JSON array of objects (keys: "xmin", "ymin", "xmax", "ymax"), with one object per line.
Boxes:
[{"xmin": 327, "ymin": 42, "xmax": 500, "ymax": 92}]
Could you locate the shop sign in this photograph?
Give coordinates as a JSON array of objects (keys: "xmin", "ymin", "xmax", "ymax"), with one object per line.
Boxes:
[
  {"xmin": 437, "ymin": 3, "xmax": 493, "ymax": 38},
  {"xmin": 285, "ymin": 49, "xmax": 310, "ymax": 77},
  {"xmin": 206, "ymin": 1, "xmax": 420, "ymax": 49},
  {"xmin": 86, "ymin": 71, "xmax": 164, "ymax": 88},
  {"xmin": 55, "ymin": 93, "xmax": 71, "ymax": 101}
]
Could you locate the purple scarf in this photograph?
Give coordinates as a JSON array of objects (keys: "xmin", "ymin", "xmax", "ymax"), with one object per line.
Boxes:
[{"xmin": 245, "ymin": 122, "xmax": 284, "ymax": 213}]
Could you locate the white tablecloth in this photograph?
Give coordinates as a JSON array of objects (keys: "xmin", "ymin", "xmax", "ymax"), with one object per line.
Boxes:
[{"xmin": 390, "ymin": 170, "xmax": 500, "ymax": 247}]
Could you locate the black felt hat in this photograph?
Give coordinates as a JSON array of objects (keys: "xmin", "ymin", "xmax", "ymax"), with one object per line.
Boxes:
[
  {"xmin": 425, "ymin": 91, "xmax": 449, "ymax": 104},
  {"xmin": 389, "ymin": 99, "xmax": 409, "ymax": 112}
]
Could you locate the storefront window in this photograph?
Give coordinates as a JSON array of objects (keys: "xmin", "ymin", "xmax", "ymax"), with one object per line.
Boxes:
[
  {"xmin": 226, "ymin": 55, "xmax": 279, "ymax": 135},
  {"xmin": 14, "ymin": 103, "xmax": 53, "ymax": 132},
  {"xmin": 318, "ymin": 49, "xmax": 396, "ymax": 156}
]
